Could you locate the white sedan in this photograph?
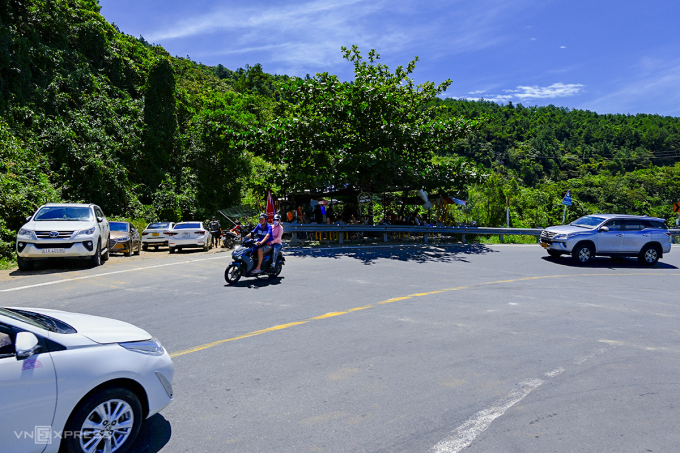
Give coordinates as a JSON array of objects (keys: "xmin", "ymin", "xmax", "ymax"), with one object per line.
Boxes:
[
  {"xmin": 141, "ymin": 222, "xmax": 175, "ymax": 251},
  {"xmin": 166, "ymin": 222, "xmax": 211, "ymax": 253},
  {"xmin": 0, "ymin": 307, "xmax": 174, "ymax": 453}
]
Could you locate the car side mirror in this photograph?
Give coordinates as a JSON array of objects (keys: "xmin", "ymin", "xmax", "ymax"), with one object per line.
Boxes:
[
  {"xmin": 599, "ymin": 226, "xmax": 609, "ymax": 232},
  {"xmin": 26, "ymin": 216, "xmax": 32, "ymax": 221},
  {"xmin": 97, "ymin": 216, "xmax": 103, "ymax": 223},
  {"xmin": 15, "ymin": 332, "xmax": 39, "ymax": 359}
]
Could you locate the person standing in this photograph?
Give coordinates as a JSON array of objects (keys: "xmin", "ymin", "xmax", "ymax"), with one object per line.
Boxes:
[
  {"xmin": 269, "ymin": 214, "xmax": 284, "ymax": 270},
  {"xmin": 208, "ymin": 216, "xmax": 221, "ymax": 248}
]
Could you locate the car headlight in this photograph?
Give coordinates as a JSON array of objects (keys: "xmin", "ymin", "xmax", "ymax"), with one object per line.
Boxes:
[
  {"xmin": 18, "ymin": 228, "xmax": 36, "ymax": 240},
  {"xmin": 555, "ymin": 233, "xmax": 580, "ymax": 240},
  {"xmin": 119, "ymin": 338, "xmax": 165, "ymax": 356},
  {"xmin": 73, "ymin": 227, "xmax": 96, "ymax": 237}
]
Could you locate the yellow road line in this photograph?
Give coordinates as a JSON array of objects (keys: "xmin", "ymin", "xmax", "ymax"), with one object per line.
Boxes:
[{"xmin": 169, "ymin": 272, "xmax": 679, "ymax": 358}]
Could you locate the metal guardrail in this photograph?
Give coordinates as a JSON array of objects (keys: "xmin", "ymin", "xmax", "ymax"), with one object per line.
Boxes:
[
  {"xmin": 282, "ymin": 224, "xmax": 680, "ymax": 245},
  {"xmin": 283, "ymin": 223, "xmax": 542, "ymax": 244}
]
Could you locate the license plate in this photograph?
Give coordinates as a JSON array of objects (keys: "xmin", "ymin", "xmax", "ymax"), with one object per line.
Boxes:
[
  {"xmin": 182, "ymin": 233, "xmax": 190, "ymax": 238},
  {"xmin": 540, "ymin": 242, "xmax": 548, "ymax": 248},
  {"xmin": 42, "ymin": 248, "xmax": 65, "ymax": 253},
  {"xmin": 152, "ymin": 233, "xmax": 159, "ymax": 237}
]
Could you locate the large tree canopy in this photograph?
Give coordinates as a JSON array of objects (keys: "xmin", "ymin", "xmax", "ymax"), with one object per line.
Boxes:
[{"xmin": 249, "ymin": 46, "xmax": 484, "ymax": 195}]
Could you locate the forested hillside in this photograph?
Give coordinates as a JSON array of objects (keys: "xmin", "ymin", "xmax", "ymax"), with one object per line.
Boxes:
[
  {"xmin": 1, "ymin": 0, "xmax": 679, "ymax": 261},
  {"xmin": 0, "ymin": 0, "xmax": 278, "ymax": 258}
]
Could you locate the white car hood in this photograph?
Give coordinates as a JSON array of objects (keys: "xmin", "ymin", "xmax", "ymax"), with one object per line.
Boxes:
[
  {"xmin": 24, "ymin": 220, "xmax": 95, "ymax": 232},
  {"xmin": 545, "ymin": 225, "xmax": 594, "ymax": 234},
  {"xmin": 20, "ymin": 308, "xmax": 152, "ymax": 344}
]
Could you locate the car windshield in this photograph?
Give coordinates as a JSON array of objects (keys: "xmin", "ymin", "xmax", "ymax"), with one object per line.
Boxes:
[
  {"xmin": 174, "ymin": 223, "xmax": 201, "ymax": 229},
  {"xmin": 147, "ymin": 222, "xmax": 171, "ymax": 230},
  {"xmin": 570, "ymin": 216, "xmax": 606, "ymax": 228},
  {"xmin": 34, "ymin": 206, "xmax": 92, "ymax": 221},
  {"xmin": 0, "ymin": 308, "xmax": 76, "ymax": 334},
  {"xmin": 109, "ymin": 222, "xmax": 129, "ymax": 232}
]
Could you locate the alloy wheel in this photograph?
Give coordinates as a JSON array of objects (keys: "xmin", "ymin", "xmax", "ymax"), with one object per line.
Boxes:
[
  {"xmin": 78, "ymin": 399, "xmax": 134, "ymax": 453},
  {"xmin": 644, "ymin": 248, "xmax": 658, "ymax": 263}
]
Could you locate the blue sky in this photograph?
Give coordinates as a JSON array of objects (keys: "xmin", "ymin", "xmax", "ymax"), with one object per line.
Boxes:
[{"xmin": 99, "ymin": 0, "xmax": 680, "ymax": 116}]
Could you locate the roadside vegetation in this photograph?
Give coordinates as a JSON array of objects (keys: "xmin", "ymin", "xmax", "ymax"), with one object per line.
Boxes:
[{"xmin": 1, "ymin": 0, "xmax": 679, "ymax": 262}]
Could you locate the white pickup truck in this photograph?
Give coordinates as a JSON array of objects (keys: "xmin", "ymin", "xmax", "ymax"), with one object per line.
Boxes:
[{"xmin": 16, "ymin": 203, "xmax": 110, "ymax": 271}]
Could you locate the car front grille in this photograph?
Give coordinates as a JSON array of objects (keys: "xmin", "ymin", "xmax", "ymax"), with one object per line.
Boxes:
[
  {"xmin": 541, "ymin": 230, "xmax": 556, "ymax": 239},
  {"xmin": 35, "ymin": 230, "xmax": 75, "ymax": 239}
]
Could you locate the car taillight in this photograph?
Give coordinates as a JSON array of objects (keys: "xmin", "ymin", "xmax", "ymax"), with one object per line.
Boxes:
[
  {"xmin": 166, "ymin": 232, "xmax": 177, "ymax": 236},
  {"xmin": 665, "ymin": 232, "xmax": 671, "ymax": 237},
  {"xmin": 142, "ymin": 232, "xmax": 149, "ymax": 236},
  {"xmin": 198, "ymin": 231, "xmax": 206, "ymax": 234}
]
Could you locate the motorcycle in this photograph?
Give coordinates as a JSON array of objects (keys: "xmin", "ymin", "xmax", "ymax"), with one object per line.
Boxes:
[
  {"xmin": 224, "ymin": 238, "xmax": 285, "ymax": 285},
  {"xmin": 222, "ymin": 223, "xmax": 254, "ymax": 248}
]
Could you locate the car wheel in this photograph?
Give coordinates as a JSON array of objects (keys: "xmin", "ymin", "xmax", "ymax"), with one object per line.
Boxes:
[
  {"xmin": 134, "ymin": 242, "xmax": 141, "ymax": 255},
  {"xmin": 225, "ymin": 264, "xmax": 241, "ymax": 285},
  {"xmin": 17, "ymin": 256, "xmax": 34, "ymax": 271},
  {"xmin": 169, "ymin": 247, "xmax": 175, "ymax": 254},
  {"xmin": 571, "ymin": 243, "xmax": 593, "ymax": 265},
  {"xmin": 90, "ymin": 241, "xmax": 102, "ymax": 267},
  {"xmin": 62, "ymin": 387, "xmax": 143, "ymax": 453},
  {"xmin": 142, "ymin": 244, "xmax": 148, "ymax": 251},
  {"xmin": 547, "ymin": 250, "xmax": 561, "ymax": 258},
  {"xmin": 154, "ymin": 245, "xmax": 159, "ymax": 251},
  {"xmin": 639, "ymin": 244, "xmax": 660, "ymax": 266},
  {"xmin": 124, "ymin": 241, "xmax": 132, "ymax": 257}
]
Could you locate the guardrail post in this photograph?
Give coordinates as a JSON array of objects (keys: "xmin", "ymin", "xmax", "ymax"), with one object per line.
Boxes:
[
  {"xmin": 500, "ymin": 234, "xmax": 504, "ymax": 243},
  {"xmin": 383, "ymin": 232, "xmax": 388, "ymax": 242},
  {"xmin": 339, "ymin": 230, "xmax": 343, "ymax": 244},
  {"xmin": 292, "ymin": 232, "xmax": 298, "ymax": 244},
  {"xmin": 423, "ymin": 233, "xmax": 428, "ymax": 244},
  {"xmin": 462, "ymin": 234, "xmax": 465, "ymax": 244}
]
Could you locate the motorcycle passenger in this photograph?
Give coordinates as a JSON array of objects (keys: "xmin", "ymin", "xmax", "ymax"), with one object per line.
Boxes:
[
  {"xmin": 269, "ymin": 214, "xmax": 283, "ymax": 270},
  {"xmin": 245, "ymin": 213, "xmax": 272, "ymax": 273}
]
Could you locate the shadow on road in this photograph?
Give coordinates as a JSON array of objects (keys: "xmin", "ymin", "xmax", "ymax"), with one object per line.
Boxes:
[
  {"xmin": 129, "ymin": 413, "xmax": 171, "ymax": 453},
  {"xmin": 225, "ymin": 276, "xmax": 285, "ymax": 288},
  {"xmin": 541, "ymin": 256, "xmax": 678, "ymax": 269},
  {"xmin": 284, "ymin": 244, "xmax": 496, "ymax": 265},
  {"xmin": 8, "ymin": 259, "xmax": 94, "ymax": 276}
]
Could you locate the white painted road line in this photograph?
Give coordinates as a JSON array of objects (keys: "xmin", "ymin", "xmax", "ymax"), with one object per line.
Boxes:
[
  {"xmin": 432, "ymin": 379, "xmax": 545, "ymax": 453},
  {"xmin": 0, "ymin": 255, "xmax": 230, "ymax": 293},
  {"xmin": 431, "ymin": 366, "xmax": 567, "ymax": 453}
]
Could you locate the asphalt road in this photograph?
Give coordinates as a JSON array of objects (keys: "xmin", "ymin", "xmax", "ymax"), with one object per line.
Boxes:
[{"xmin": 2, "ymin": 244, "xmax": 680, "ymax": 453}]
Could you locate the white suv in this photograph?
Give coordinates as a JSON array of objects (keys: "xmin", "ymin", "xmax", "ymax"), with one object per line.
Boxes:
[{"xmin": 16, "ymin": 203, "xmax": 110, "ymax": 271}]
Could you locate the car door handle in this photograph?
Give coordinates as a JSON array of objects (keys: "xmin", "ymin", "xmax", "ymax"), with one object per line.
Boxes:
[
  {"xmin": 616, "ymin": 234, "xmax": 624, "ymax": 237},
  {"xmin": 642, "ymin": 234, "xmax": 650, "ymax": 237}
]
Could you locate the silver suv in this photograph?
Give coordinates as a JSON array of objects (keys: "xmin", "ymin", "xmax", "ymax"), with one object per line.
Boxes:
[
  {"xmin": 16, "ymin": 203, "xmax": 110, "ymax": 271},
  {"xmin": 540, "ymin": 214, "xmax": 671, "ymax": 265}
]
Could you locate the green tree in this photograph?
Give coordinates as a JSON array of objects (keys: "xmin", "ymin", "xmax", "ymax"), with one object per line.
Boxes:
[
  {"xmin": 249, "ymin": 46, "xmax": 483, "ymax": 195},
  {"xmin": 141, "ymin": 58, "xmax": 178, "ymax": 199}
]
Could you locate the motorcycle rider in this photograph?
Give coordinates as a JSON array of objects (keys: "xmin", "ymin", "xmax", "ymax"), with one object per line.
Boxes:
[
  {"xmin": 245, "ymin": 213, "xmax": 272, "ymax": 273},
  {"xmin": 269, "ymin": 214, "xmax": 283, "ymax": 270}
]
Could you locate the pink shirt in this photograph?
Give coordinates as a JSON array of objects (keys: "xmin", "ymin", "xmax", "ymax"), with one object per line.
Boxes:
[{"xmin": 271, "ymin": 223, "xmax": 283, "ymax": 244}]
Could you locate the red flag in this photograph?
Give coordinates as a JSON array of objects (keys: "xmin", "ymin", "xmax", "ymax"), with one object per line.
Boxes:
[{"xmin": 266, "ymin": 190, "xmax": 275, "ymax": 223}]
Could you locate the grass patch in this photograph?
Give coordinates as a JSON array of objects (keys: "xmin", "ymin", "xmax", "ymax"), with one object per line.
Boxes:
[
  {"xmin": 476, "ymin": 235, "xmax": 538, "ymax": 244},
  {"xmin": 0, "ymin": 256, "xmax": 16, "ymax": 270}
]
